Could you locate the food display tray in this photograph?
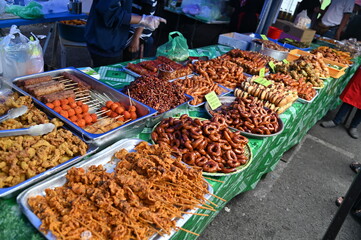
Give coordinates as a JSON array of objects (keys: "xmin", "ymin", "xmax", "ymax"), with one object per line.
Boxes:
[
  {"xmin": 123, "ymin": 66, "xmax": 195, "ymax": 82},
  {"xmin": 9, "ymin": 67, "xmax": 157, "ymax": 147},
  {"xmin": 0, "ymin": 88, "xmax": 98, "ymax": 198},
  {"xmin": 205, "ymin": 96, "xmax": 284, "ymax": 139},
  {"xmin": 151, "ymin": 117, "xmax": 253, "ymax": 176},
  {"xmin": 297, "ymin": 90, "xmax": 319, "ymax": 104},
  {"xmin": 17, "ymin": 138, "xmax": 213, "ymax": 240},
  {"xmin": 145, "ymin": 93, "xmax": 193, "ymax": 128}
]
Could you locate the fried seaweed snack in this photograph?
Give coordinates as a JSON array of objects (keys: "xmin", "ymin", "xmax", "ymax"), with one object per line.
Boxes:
[
  {"xmin": 0, "ymin": 93, "xmax": 88, "ymax": 188},
  {"xmin": 28, "ymin": 142, "xmax": 209, "ymax": 240}
]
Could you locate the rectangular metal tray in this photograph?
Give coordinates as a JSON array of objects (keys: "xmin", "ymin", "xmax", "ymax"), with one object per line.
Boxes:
[
  {"xmin": 0, "ymin": 89, "xmax": 98, "ymax": 198},
  {"xmin": 145, "ymin": 93, "xmax": 193, "ymax": 128},
  {"xmin": 9, "ymin": 67, "xmax": 157, "ymax": 147},
  {"xmin": 123, "ymin": 66, "xmax": 195, "ymax": 82},
  {"xmin": 17, "ymin": 138, "xmax": 213, "ymax": 240}
]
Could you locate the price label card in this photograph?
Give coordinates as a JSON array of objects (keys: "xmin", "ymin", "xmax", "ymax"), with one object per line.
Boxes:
[
  {"xmin": 269, "ymin": 61, "xmax": 275, "ymax": 72},
  {"xmin": 283, "ymin": 59, "xmax": 289, "ymax": 64},
  {"xmin": 260, "ymin": 34, "xmax": 268, "ymax": 40},
  {"xmin": 254, "ymin": 77, "xmax": 272, "ymax": 87},
  {"xmin": 259, "ymin": 67, "xmax": 265, "ymax": 77},
  {"xmin": 205, "ymin": 91, "xmax": 222, "ymax": 110}
]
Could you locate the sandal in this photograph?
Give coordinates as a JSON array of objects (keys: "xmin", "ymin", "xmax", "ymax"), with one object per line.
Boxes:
[
  {"xmin": 335, "ymin": 196, "xmax": 344, "ymax": 207},
  {"xmin": 350, "ymin": 162, "xmax": 361, "ymax": 174}
]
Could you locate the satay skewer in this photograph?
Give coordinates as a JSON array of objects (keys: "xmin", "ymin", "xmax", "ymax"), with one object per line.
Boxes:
[
  {"xmin": 203, "ymin": 177, "xmax": 224, "ymax": 183},
  {"xmin": 177, "ymin": 227, "xmax": 200, "ymax": 236},
  {"xmin": 180, "ymin": 211, "xmax": 209, "ymax": 217},
  {"xmin": 205, "ymin": 198, "xmax": 219, "ymax": 207},
  {"xmin": 210, "ymin": 193, "xmax": 226, "ymax": 202}
]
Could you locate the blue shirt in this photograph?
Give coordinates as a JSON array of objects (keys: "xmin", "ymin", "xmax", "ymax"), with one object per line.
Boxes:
[{"xmin": 85, "ymin": 0, "xmax": 132, "ymax": 57}]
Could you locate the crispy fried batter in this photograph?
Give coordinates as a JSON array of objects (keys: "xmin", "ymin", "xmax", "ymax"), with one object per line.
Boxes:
[
  {"xmin": 28, "ymin": 142, "xmax": 209, "ymax": 240},
  {"xmin": 0, "ymin": 93, "xmax": 88, "ymax": 188}
]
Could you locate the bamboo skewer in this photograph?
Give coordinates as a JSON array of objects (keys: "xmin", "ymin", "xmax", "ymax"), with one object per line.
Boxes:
[
  {"xmin": 210, "ymin": 193, "xmax": 226, "ymax": 202},
  {"xmin": 180, "ymin": 211, "xmax": 209, "ymax": 217},
  {"xmin": 52, "ymin": 76, "xmax": 67, "ymax": 79},
  {"xmin": 205, "ymin": 198, "xmax": 219, "ymax": 207},
  {"xmin": 178, "ymin": 227, "xmax": 200, "ymax": 236},
  {"xmin": 64, "ymin": 83, "xmax": 78, "ymax": 87},
  {"xmin": 203, "ymin": 177, "xmax": 224, "ymax": 183}
]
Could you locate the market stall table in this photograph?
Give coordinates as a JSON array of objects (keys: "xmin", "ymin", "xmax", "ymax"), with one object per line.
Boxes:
[
  {"xmin": 0, "ymin": 11, "xmax": 87, "ymax": 65},
  {"xmin": 0, "ymin": 45, "xmax": 360, "ymax": 239}
]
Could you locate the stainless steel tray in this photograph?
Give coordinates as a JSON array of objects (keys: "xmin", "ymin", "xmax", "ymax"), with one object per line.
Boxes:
[
  {"xmin": 17, "ymin": 138, "xmax": 213, "ymax": 240},
  {"xmin": 9, "ymin": 67, "xmax": 157, "ymax": 147},
  {"xmin": 205, "ymin": 96, "xmax": 284, "ymax": 139},
  {"xmin": 0, "ymin": 88, "xmax": 98, "ymax": 198},
  {"xmin": 145, "ymin": 93, "xmax": 193, "ymax": 128}
]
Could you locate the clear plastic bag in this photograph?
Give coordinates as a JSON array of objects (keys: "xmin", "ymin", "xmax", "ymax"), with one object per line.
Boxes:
[
  {"xmin": 156, "ymin": 31, "xmax": 189, "ymax": 61},
  {"xmin": 0, "ymin": 25, "xmax": 44, "ymax": 80},
  {"xmin": 294, "ymin": 10, "xmax": 311, "ymax": 29}
]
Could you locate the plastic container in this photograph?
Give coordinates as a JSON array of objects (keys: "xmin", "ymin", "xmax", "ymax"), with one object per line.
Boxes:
[{"xmin": 267, "ymin": 26, "xmax": 283, "ymax": 40}]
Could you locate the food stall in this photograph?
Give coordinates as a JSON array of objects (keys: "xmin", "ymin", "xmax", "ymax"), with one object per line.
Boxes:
[{"xmin": 0, "ymin": 30, "xmax": 360, "ymax": 238}]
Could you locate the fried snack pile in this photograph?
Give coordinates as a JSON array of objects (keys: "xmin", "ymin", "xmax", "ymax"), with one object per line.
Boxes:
[
  {"xmin": 266, "ymin": 73, "xmax": 316, "ymax": 101},
  {"xmin": 0, "ymin": 93, "xmax": 88, "ymax": 188},
  {"xmin": 173, "ymin": 75, "xmax": 227, "ymax": 105},
  {"xmin": 28, "ymin": 142, "xmax": 209, "ymax": 240},
  {"xmin": 274, "ymin": 54, "xmax": 328, "ymax": 88},
  {"xmin": 189, "ymin": 55, "xmax": 247, "ymax": 89},
  {"xmin": 311, "ymin": 46, "xmax": 352, "ymax": 65},
  {"xmin": 152, "ymin": 115, "xmax": 249, "ymax": 173},
  {"xmin": 123, "ymin": 76, "xmax": 188, "ymax": 114}
]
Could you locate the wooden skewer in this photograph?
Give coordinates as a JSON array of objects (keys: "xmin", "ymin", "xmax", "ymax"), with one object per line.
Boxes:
[
  {"xmin": 180, "ymin": 211, "xmax": 208, "ymax": 217},
  {"xmin": 205, "ymin": 198, "xmax": 219, "ymax": 207},
  {"xmin": 64, "ymin": 83, "xmax": 78, "ymax": 87},
  {"xmin": 65, "ymin": 86, "xmax": 77, "ymax": 90},
  {"xmin": 52, "ymin": 76, "xmax": 67, "ymax": 79},
  {"xmin": 59, "ymin": 79, "xmax": 72, "ymax": 83},
  {"xmin": 95, "ymin": 109, "xmax": 110, "ymax": 114},
  {"xmin": 115, "ymin": 114, "xmax": 124, "ymax": 119},
  {"xmin": 76, "ymin": 96, "xmax": 91, "ymax": 101},
  {"xmin": 210, "ymin": 193, "xmax": 226, "ymax": 202},
  {"xmin": 204, "ymin": 177, "xmax": 224, "ymax": 183},
  {"xmin": 178, "ymin": 227, "xmax": 200, "ymax": 236}
]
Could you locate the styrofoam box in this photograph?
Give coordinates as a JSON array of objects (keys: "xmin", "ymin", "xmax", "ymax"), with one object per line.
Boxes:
[{"xmin": 218, "ymin": 32, "xmax": 255, "ymax": 50}]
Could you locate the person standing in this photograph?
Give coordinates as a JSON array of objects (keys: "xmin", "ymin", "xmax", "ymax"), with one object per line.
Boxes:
[
  {"xmin": 321, "ymin": 67, "xmax": 361, "ymax": 139},
  {"xmin": 123, "ymin": 0, "xmax": 158, "ymax": 61},
  {"xmin": 314, "ymin": 0, "xmax": 354, "ymax": 40},
  {"xmin": 85, "ymin": 0, "xmax": 166, "ymax": 67}
]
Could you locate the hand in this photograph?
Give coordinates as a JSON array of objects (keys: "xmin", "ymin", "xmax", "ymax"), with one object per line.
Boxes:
[
  {"xmin": 129, "ymin": 37, "xmax": 140, "ymax": 53},
  {"xmin": 139, "ymin": 15, "xmax": 167, "ymax": 31}
]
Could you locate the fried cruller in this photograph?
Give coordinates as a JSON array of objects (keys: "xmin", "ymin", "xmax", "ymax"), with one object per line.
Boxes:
[{"xmin": 28, "ymin": 142, "xmax": 209, "ymax": 240}]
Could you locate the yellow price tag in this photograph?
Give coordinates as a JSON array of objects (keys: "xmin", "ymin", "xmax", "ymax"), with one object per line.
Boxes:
[
  {"xmin": 254, "ymin": 77, "xmax": 272, "ymax": 87},
  {"xmin": 269, "ymin": 61, "xmax": 275, "ymax": 72},
  {"xmin": 205, "ymin": 91, "xmax": 222, "ymax": 110},
  {"xmin": 261, "ymin": 34, "xmax": 268, "ymax": 40},
  {"xmin": 259, "ymin": 67, "xmax": 265, "ymax": 77}
]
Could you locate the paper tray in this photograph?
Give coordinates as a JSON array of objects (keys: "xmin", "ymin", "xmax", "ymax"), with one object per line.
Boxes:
[
  {"xmin": 17, "ymin": 138, "xmax": 213, "ymax": 240},
  {"xmin": 0, "ymin": 90, "xmax": 98, "ymax": 198},
  {"xmin": 9, "ymin": 67, "xmax": 157, "ymax": 147}
]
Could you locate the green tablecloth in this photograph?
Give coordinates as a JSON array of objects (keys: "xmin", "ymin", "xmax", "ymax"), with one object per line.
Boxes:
[{"xmin": 0, "ymin": 46, "xmax": 360, "ymax": 240}]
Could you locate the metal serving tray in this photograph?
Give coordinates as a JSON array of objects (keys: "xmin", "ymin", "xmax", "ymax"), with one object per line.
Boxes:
[
  {"xmin": 9, "ymin": 67, "xmax": 157, "ymax": 147},
  {"xmin": 205, "ymin": 96, "xmax": 284, "ymax": 139},
  {"xmin": 145, "ymin": 93, "xmax": 193, "ymax": 128},
  {"xmin": 17, "ymin": 138, "xmax": 213, "ymax": 240},
  {"xmin": 0, "ymin": 90, "xmax": 98, "ymax": 198}
]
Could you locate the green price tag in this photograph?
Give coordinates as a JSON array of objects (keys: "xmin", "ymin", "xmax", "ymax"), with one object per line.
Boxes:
[
  {"xmin": 254, "ymin": 77, "xmax": 272, "ymax": 87},
  {"xmin": 205, "ymin": 91, "xmax": 222, "ymax": 110},
  {"xmin": 269, "ymin": 61, "xmax": 275, "ymax": 72},
  {"xmin": 260, "ymin": 34, "xmax": 268, "ymax": 40},
  {"xmin": 283, "ymin": 59, "xmax": 289, "ymax": 64},
  {"xmin": 259, "ymin": 67, "xmax": 265, "ymax": 77}
]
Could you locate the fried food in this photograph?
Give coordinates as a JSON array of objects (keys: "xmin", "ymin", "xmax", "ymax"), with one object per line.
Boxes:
[
  {"xmin": 28, "ymin": 142, "xmax": 209, "ymax": 240},
  {"xmin": 0, "ymin": 93, "xmax": 88, "ymax": 188}
]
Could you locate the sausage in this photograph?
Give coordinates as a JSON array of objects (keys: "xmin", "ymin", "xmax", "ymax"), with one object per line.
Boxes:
[
  {"xmin": 62, "ymin": 72, "xmax": 91, "ymax": 90},
  {"xmin": 41, "ymin": 90, "xmax": 76, "ymax": 103},
  {"xmin": 24, "ymin": 80, "xmax": 59, "ymax": 92},
  {"xmin": 32, "ymin": 82, "xmax": 65, "ymax": 97},
  {"xmin": 17, "ymin": 76, "xmax": 52, "ymax": 86}
]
